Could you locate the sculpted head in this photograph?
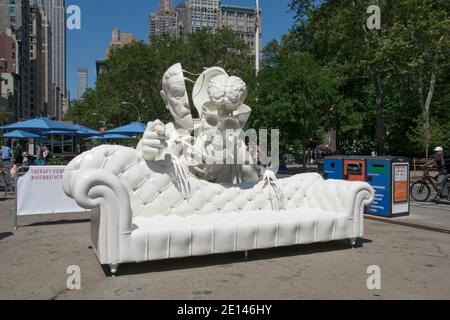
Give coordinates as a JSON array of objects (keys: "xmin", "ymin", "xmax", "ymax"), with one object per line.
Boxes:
[
  {"xmin": 161, "ymin": 63, "xmax": 194, "ymax": 130},
  {"xmin": 208, "ymin": 75, "xmax": 247, "ymax": 113}
]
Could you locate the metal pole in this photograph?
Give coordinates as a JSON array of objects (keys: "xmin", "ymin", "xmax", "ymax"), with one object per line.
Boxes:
[
  {"xmin": 255, "ymin": 0, "xmax": 260, "ymax": 75},
  {"xmin": 12, "ymin": 169, "xmax": 19, "ymax": 232}
]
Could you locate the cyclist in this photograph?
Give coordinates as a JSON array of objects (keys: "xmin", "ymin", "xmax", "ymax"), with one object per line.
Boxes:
[{"xmin": 426, "ymin": 147, "xmax": 448, "ymax": 201}]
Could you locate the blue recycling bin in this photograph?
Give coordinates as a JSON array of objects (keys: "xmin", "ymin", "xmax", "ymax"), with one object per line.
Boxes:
[
  {"xmin": 323, "ymin": 156, "xmax": 344, "ymax": 180},
  {"xmin": 365, "ymin": 157, "xmax": 410, "ymax": 217}
]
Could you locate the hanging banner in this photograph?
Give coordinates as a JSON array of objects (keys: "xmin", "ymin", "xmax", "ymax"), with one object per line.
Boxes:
[{"xmin": 16, "ymin": 166, "xmax": 88, "ymax": 216}]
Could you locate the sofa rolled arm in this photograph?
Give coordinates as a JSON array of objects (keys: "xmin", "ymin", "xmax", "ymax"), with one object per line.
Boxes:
[
  {"xmin": 67, "ymin": 169, "xmax": 133, "ymax": 264},
  {"xmin": 343, "ymin": 182, "xmax": 374, "ymax": 238},
  {"xmin": 305, "ymin": 179, "xmax": 374, "ymax": 238}
]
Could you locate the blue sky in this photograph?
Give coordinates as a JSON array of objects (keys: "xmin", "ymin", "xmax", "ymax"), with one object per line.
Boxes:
[{"xmin": 67, "ymin": 0, "xmax": 295, "ymax": 99}]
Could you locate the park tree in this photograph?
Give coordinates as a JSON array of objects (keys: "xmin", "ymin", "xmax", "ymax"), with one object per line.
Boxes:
[
  {"xmin": 67, "ymin": 29, "xmax": 256, "ymax": 129},
  {"xmin": 253, "ymin": 48, "xmax": 342, "ymax": 166},
  {"xmin": 289, "ymin": 0, "xmax": 450, "ymax": 157}
]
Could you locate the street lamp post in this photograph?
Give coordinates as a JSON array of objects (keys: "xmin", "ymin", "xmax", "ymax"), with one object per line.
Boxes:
[{"xmin": 122, "ymin": 102, "xmax": 143, "ymax": 123}]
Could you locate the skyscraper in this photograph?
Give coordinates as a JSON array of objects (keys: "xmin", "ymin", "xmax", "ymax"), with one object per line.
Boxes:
[
  {"xmin": 38, "ymin": 0, "xmax": 66, "ymax": 95},
  {"xmin": 149, "ymin": 0, "xmax": 177, "ymax": 40},
  {"xmin": 77, "ymin": 68, "xmax": 87, "ymax": 100},
  {"xmin": 105, "ymin": 28, "xmax": 134, "ymax": 58},
  {"xmin": 0, "ymin": 0, "xmax": 31, "ymax": 120},
  {"xmin": 219, "ymin": 4, "xmax": 262, "ymax": 52},
  {"xmin": 188, "ymin": 0, "xmax": 220, "ymax": 33},
  {"xmin": 30, "ymin": 5, "xmax": 44, "ymax": 117},
  {"xmin": 175, "ymin": 1, "xmax": 189, "ymax": 40},
  {"xmin": 41, "ymin": 11, "xmax": 53, "ymax": 117},
  {"xmin": 0, "ymin": 30, "xmax": 19, "ymax": 121}
]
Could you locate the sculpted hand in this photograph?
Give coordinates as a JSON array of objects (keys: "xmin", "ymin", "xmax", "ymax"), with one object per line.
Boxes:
[{"xmin": 141, "ymin": 120, "xmax": 169, "ymax": 161}]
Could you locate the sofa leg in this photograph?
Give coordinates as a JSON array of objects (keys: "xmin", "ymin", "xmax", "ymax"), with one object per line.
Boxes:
[
  {"xmin": 244, "ymin": 251, "xmax": 249, "ymax": 261},
  {"xmin": 109, "ymin": 264, "xmax": 119, "ymax": 277},
  {"xmin": 350, "ymin": 238, "xmax": 357, "ymax": 249}
]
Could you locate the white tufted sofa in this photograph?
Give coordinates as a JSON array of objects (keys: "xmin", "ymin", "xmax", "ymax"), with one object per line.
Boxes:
[{"xmin": 63, "ymin": 145, "xmax": 374, "ymax": 274}]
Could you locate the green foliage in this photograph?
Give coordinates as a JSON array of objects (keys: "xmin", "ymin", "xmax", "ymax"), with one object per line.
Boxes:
[
  {"xmin": 289, "ymin": 0, "xmax": 450, "ymax": 157},
  {"xmin": 66, "ymin": 29, "xmax": 256, "ymax": 128},
  {"xmin": 253, "ymin": 48, "xmax": 341, "ymax": 154},
  {"xmin": 47, "ymin": 156, "xmax": 66, "ymax": 166}
]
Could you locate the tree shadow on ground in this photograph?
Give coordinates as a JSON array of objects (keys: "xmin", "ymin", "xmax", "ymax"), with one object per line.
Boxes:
[{"xmin": 103, "ymin": 238, "xmax": 372, "ymax": 277}]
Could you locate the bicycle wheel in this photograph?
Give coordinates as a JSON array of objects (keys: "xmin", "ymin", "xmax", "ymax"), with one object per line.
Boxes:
[{"xmin": 410, "ymin": 181, "xmax": 431, "ymax": 202}]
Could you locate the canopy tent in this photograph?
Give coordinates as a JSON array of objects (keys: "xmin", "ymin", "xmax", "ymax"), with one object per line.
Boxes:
[
  {"xmin": 85, "ymin": 134, "xmax": 132, "ymax": 141},
  {"xmin": 3, "ymin": 130, "xmax": 41, "ymax": 139},
  {"xmin": 0, "ymin": 117, "xmax": 77, "ymax": 133},
  {"xmin": 73, "ymin": 124, "xmax": 101, "ymax": 137},
  {"xmin": 105, "ymin": 122, "xmax": 146, "ymax": 136}
]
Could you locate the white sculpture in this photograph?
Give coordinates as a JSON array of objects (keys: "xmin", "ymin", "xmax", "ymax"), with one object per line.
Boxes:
[
  {"xmin": 63, "ymin": 64, "xmax": 375, "ymax": 275},
  {"xmin": 137, "ymin": 63, "xmax": 258, "ymax": 184}
]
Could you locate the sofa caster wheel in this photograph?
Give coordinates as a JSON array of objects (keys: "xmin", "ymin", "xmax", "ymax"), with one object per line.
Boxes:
[
  {"xmin": 110, "ymin": 264, "xmax": 119, "ymax": 277},
  {"xmin": 350, "ymin": 238, "xmax": 357, "ymax": 249}
]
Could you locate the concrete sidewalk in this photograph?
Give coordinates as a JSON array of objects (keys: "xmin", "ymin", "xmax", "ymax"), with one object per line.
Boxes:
[
  {"xmin": 0, "ymin": 199, "xmax": 449, "ymax": 300},
  {"xmin": 367, "ymin": 202, "xmax": 450, "ymax": 232}
]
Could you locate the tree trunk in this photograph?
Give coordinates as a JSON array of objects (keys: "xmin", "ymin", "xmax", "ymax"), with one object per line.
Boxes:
[
  {"xmin": 373, "ymin": 75, "xmax": 385, "ymax": 156},
  {"xmin": 423, "ymin": 69, "xmax": 436, "ymax": 158},
  {"xmin": 418, "ymin": 73, "xmax": 427, "ymax": 158}
]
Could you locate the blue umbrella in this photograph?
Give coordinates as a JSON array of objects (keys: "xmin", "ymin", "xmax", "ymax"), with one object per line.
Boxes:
[
  {"xmin": 85, "ymin": 134, "xmax": 132, "ymax": 141},
  {"xmin": 0, "ymin": 117, "xmax": 77, "ymax": 132},
  {"xmin": 3, "ymin": 130, "xmax": 41, "ymax": 139},
  {"xmin": 73, "ymin": 124, "xmax": 101, "ymax": 137},
  {"xmin": 34, "ymin": 125, "xmax": 99, "ymax": 137},
  {"xmin": 105, "ymin": 122, "xmax": 146, "ymax": 136}
]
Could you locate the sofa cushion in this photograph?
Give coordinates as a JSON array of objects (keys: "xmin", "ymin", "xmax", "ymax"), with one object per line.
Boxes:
[{"xmin": 123, "ymin": 208, "xmax": 347, "ymax": 262}]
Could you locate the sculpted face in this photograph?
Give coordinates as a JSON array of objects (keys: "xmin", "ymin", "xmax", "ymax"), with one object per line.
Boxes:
[{"xmin": 161, "ymin": 64, "xmax": 194, "ymax": 130}]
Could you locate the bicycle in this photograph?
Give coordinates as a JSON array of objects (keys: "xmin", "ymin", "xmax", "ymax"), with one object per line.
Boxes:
[{"xmin": 410, "ymin": 166, "xmax": 449, "ymax": 202}]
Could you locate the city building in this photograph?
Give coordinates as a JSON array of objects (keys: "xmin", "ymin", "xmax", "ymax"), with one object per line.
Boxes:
[
  {"xmin": 38, "ymin": 0, "xmax": 66, "ymax": 95},
  {"xmin": 51, "ymin": 84, "xmax": 62, "ymax": 120},
  {"xmin": 175, "ymin": 1, "xmax": 189, "ymax": 40},
  {"xmin": 30, "ymin": 5, "xmax": 44, "ymax": 117},
  {"xmin": 219, "ymin": 4, "xmax": 261, "ymax": 52},
  {"xmin": 0, "ymin": 73, "xmax": 7, "ymax": 119},
  {"xmin": 149, "ymin": 0, "xmax": 177, "ymax": 40},
  {"xmin": 95, "ymin": 60, "xmax": 108, "ymax": 77},
  {"xmin": 188, "ymin": 0, "xmax": 220, "ymax": 33},
  {"xmin": 96, "ymin": 28, "xmax": 134, "ymax": 77},
  {"xmin": 0, "ymin": 0, "xmax": 31, "ymax": 120},
  {"xmin": 77, "ymin": 68, "xmax": 88, "ymax": 100},
  {"xmin": 105, "ymin": 28, "xmax": 134, "ymax": 58},
  {"xmin": 61, "ymin": 92, "xmax": 69, "ymax": 118},
  {"xmin": 0, "ymin": 30, "xmax": 19, "ymax": 121},
  {"xmin": 41, "ymin": 11, "xmax": 53, "ymax": 117}
]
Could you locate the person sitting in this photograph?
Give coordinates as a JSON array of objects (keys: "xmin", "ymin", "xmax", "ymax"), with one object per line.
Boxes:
[{"xmin": 42, "ymin": 146, "xmax": 53, "ymax": 165}]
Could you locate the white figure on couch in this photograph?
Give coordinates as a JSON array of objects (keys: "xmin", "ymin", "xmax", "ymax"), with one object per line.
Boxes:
[{"xmin": 137, "ymin": 63, "xmax": 260, "ymax": 184}]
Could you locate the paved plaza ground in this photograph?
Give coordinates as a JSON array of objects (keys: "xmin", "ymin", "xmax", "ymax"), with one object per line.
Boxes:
[{"xmin": 0, "ymin": 198, "xmax": 449, "ymax": 300}]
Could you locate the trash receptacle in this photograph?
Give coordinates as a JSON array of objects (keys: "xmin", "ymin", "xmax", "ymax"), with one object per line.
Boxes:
[
  {"xmin": 343, "ymin": 157, "xmax": 366, "ymax": 182},
  {"xmin": 323, "ymin": 156, "xmax": 344, "ymax": 180},
  {"xmin": 365, "ymin": 157, "xmax": 410, "ymax": 217}
]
